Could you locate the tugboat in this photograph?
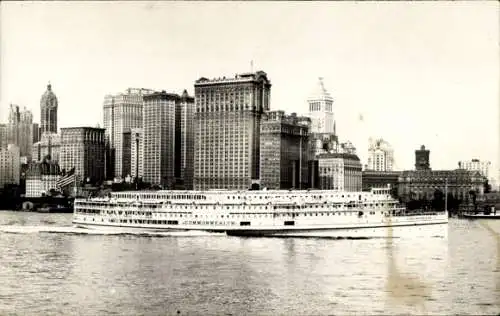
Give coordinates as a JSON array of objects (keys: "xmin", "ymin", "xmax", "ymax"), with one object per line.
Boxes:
[{"xmin": 463, "ymin": 207, "xmax": 500, "ymax": 220}]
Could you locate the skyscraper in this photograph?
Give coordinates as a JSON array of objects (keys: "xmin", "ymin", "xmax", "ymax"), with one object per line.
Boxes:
[
  {"xmin": 40, "ymin": 83, "xmax": 58, "ymax": 135},
  {"xmin": 366, "ymin": 138, "xmax": 394, "ymax": 171},
  {"xmin": 130, "ymin": 128, "xmax": 143, "ymax": 180},
  {"xmin": 103, "ymin": 88, "xmax": 154, "ymax": 180},
  {"xmin": 7, "ymin": 104, "xmax": 34, "ymax": 158},
  {"xmin": 59, "ymin": 127, "xmax": 105, "ymax": 184},
  {"xmin": 194, "ymin": 71, "xmax": 271, "ymax": 190},
  {"xmin": 0, "ymin": 124, "xmax": 6, "ymax": 149},
  {"xmin": 260, "ymin": 111, "xmax": 311, "ymax": 189},
  {"xmin": 0, "ymin": 144, "xmax": 20, "ymax": 189},
  {"xmin": 32, "ymin": 123, "xmax": 40, "ymax": 144},
  {"xmin": 307, "ymin": 77, "xmax": 335, "ymax": 134},
  {"xmin": 142, "ymin": 91, "xmax": 176, "ymax": 188},
  {"xmin": 175, "ymin": 90, "xmax": 195, "ymax": 189}
]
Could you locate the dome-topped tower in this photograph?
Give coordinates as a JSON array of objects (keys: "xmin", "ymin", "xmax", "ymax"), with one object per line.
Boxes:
[
  {"xmin": 40, "ymin": 82, "xmax": 58, "ymax": 135},
  {"xmin": 307, "ymin": 77, "xmax": 335, "ymax": 134}
]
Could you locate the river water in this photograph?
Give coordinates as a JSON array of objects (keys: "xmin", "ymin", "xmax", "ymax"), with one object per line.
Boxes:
[{"xmin": 0, "ymin": 211, "xmax": 498, "ymax": 315}]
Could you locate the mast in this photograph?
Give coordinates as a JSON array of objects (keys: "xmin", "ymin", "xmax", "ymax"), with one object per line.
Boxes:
[
  {"xmin": 445, "ymin": 178, "xmax": 448, "ymax": 212},
  {"xmin": 299, "ymin": 135, "xmax": 302, "ymax": 190}
]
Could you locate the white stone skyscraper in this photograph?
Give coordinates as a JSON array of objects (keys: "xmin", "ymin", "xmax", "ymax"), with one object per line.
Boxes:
[
  {"xmin": 103, "ymin": 88, "xmax": 154, "ymax": 180},
  {"xmin": 307, "ymin": 77, "xmax": 335, "ymax": 134},
  {"xmin": 366, "ymin": 138, "xmax": 394, "ymax": 171}
]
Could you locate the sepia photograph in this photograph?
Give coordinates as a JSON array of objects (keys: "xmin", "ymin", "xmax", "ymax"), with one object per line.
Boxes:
[{"xmin": 0, "ymin": 1, "xmax": 499, "ymax": 315}]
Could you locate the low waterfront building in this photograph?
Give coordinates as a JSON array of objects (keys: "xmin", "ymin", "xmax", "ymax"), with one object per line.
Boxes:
[{"xmin": 397, "ymin": 169, "xmax": 486, "ymax": 203}]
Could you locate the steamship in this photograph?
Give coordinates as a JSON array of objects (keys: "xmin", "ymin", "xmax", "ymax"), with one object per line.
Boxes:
[{"xmin": 72, "ymin": 187, "xmax": 448, "ymax": 238}]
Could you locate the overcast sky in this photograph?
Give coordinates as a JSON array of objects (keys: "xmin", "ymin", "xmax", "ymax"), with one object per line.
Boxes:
[{"xmin": 1, "ymin": 1, "xmax": 498, "ymax": 179}]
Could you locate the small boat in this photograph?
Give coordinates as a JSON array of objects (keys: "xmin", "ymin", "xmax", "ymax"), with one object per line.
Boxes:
[
  {"xmin": 463, "ymin": 207, "xmax": 500, "ymax": 219},
  {"xmin": 463, "ymin": 212, "xmax": 500, "ymax": 220},
  {"xmin": 37, "ymin": 205, "xmax": 73, "ymax": 213}
]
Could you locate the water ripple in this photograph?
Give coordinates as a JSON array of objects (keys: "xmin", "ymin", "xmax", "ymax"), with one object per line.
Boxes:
[{"xmin": 0, "ymin": 212, "xmax": 499, "ymax": 315}]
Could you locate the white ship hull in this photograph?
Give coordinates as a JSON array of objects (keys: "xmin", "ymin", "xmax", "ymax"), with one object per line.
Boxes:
[
  {"xmin": 73, "ymin": 219, "xmax": 448, "ymax": 239},
  {"xmin": 225, "ymin": 223, "xmax": 448, "ymax": 238}
]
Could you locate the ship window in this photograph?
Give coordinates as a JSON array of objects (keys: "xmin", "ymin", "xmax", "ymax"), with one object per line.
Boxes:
[
  {"xmin": 240, "ymin": 221, "xmax": 251, "ymax": 226},
  {"xmin": 284, "ymin": 221, "xmax": 295, "ymax": 226}
]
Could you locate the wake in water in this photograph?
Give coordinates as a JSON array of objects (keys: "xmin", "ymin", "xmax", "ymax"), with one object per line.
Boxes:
[{"xmin": 0, "ymin": 224, "xmax": 226, "ymax": 238}]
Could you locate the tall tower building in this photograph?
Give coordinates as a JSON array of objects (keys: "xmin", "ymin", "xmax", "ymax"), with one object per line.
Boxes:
[
  {"xmin": 307, "ymin": 77, "xmax": 335, "ymax": 134},
  {"xmin": 260, "ymin": 111, "xmax": 311, "ymax": 189},
  {"xmin": 40, "ymin": 83, "xmax": 58, "ymax": 135},
  {"xmin": 59, "ymin": 127, "xmax": 105, "ymax": 184},
  {"xmin": 32, "ymin": 123, "xmax": 40, "ymax": 144},
  {"xmin": 0, "ymin": 124, "xmax": 7, "ymax": 149},
  {"xmin": 7, "ymin": 104, "xmax": 34, "ymax": 158},
  {"xmin": 130, "ymin": 128, "xmax": 144, "ymax": 180},
  {"xmin": 366, "ymin": 138, "xmax": 394, "ymax": 171},
  {"xmin": 194, "ymin": 71, "xmax": 271, "ymax": 190},
  {"xmin": 415, "ymin": 145, "xmax": 430, "ymax": 171},
  {"xmin": 103, "ymin": 88, "xmax": 154, "ymax": 180},
  {"xmin": 142, "ymin": 91, "xmax": 177, "ymax": 188},
  {"xmin": 175, "ymin": 90, "xmax": 195, "ymax": 189},
  {"xmin": 0, "ymin": 144, "xmax": 20, "ymax": 188}
]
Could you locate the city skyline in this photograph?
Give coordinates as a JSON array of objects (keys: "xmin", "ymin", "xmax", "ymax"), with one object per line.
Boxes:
[{"xmin": 1, "ymin": 2, "xmax": 498, "ymax": 178}]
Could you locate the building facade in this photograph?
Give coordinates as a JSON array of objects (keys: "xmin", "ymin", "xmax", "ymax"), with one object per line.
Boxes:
[
  {"xmin": 317, "ymin": 152, "xmax": 362, "ymax": 191},
  {"xmin": 398, "ymin": 169, "xmax": 486, "ymax": 203},
  {"xmin": 194, "ymin": 71, "xmax": 271, "ymax": 190},
  {"xmin": 25, "ymin": 159, "xmax": 61, "ymax": 198},
  {"xmin": 40, "ymin": 83, "xmax": 58, "ymax": 135},
  {"xmin": 103, "ymin": 88, "xmax": 154, "ymax": 180},
  {"xmin": 130, "ymin": 128, "xmax": 143, "ymax": 180},
  {"xmin": 0, "ymin": 144, "xmax": 20, "ymax": 189},
  {"xmin": 174, "ymin": 90, "xmax": 195, "ymax": 189},
  {"xmin": 366, "ymin": 138, "xmax": 394, "ymax": 171},
  {"xmin": 0, "ymin": 124, "xmax": 7, "ymax": 149},
  {"xmin": 59, "ymin": 127, "xmax": 105, "ymax": 184},
  {"xmin": 32, "ymin": 123, "xmax": 40, "ymax": 145},
  {"xmin": 260, "ymin": 111, "xmax": 311, "ymax": 189},
  {"xmin": 122, "ymin": 129, "xmax": 132, "ymax": 180},
  {"xmin": 32, "ymin": 132, "xmax": 61, "ymax": 162},
  {"xmin": 362, "ymin": 170, "xmax": 401, "ymax": 192},
  {"xmin": 458, "ymin": 159, "xmax": 491, "ymax": 179},
  {"xmin": 142, "ymin": 91, "xmax": 177, "ymax": 188},
  {"xmin": 307, "ymin": 77, "xmax": 335, "ymax": 134},
  {"xmin": 310, "ymin": 133, "xmax": 339, "ymax": 158},
  {"xmin": 7, "ymin": 104, "xmax": 34, "ymax": 158}
]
